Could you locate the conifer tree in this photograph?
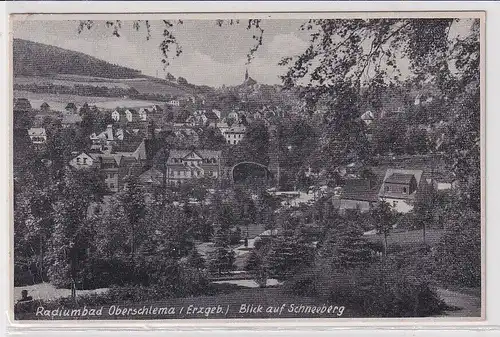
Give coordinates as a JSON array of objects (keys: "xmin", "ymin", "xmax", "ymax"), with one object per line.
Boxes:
[
  {"xmin": 207, "ymin": 224, "xmax": 235, "ymax": 276},
  {"xmin": 267, "ymin": 227, "xmax": 314, "ymax": 281},
  {"xmin": 316, "ymin": 220, "xmax": 374, "ymax": 269}
]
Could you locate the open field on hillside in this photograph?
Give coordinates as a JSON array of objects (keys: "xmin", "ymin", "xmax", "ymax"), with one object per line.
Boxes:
[
  {"xmin": 14, "ymin": 90, "xmax": 164, "ymax": 111},
  {"xmin": 14, "ymin": 74, "xmax": 191, "ymax": 96}
]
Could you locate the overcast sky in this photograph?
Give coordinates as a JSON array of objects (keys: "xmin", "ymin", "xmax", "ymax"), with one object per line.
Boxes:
[
  {"xmin": 13, "ymin": 19, "xmax": 474, "ymax": 87},
  {"xmin": 13, "ymin": 19, "xmax": 312, "ymax": 87}
]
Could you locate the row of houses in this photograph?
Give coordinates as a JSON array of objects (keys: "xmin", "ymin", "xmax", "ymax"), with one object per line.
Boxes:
[
  {"xmin": 69, "ymin": 147, "xmax": 224, "ymax": 191},
  {"xmin": 332, "ymin": 167, "xmax": 457, "ymax": 214}
]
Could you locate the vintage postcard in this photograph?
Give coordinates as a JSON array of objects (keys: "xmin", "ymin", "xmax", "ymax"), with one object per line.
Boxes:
[{"xmin": 10, "ymin": 12, "xmax": 484, "ymax": 322}]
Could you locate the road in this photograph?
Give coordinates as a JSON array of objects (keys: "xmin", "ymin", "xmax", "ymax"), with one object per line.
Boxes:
[{"xmin": 435, "ymin": 287, "xmax": 482, "ymax": 317}]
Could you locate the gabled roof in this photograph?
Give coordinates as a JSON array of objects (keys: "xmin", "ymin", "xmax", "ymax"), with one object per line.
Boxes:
[
  {"xmin": 65, "ymin": 103, "xmax": 77, "ymax": 109},
  {"xmin": 41, "ymin": 102, "xmax": 50, "ymax": 108},
  {"xmin": 225, "ymin": 125, "xmax": 246, "ymax": 134},
  {"xmin": 89, "ymin": 153, "xmax": 122, "ymax": 167},
  {"xmin": 384, "ymin": 173, "xmax": 415, "ymax": 185},
  {"xmin": 204, "ymin": 110, "xmax": 219, "ymax": 120},
  {"xmin": 341, "ymin": 178, "xmax": 381, "ymax": 202},
  {"xmin": 14, "ymin": 98, "xmax": 32, "ymax": 111},
  {"xmin": 168, "ymin": 149, "xmax": 222, "ymax": 160},
  {"xmin": 139, "ymin": 168, "xmax": 163, "ymax": 186},
  {"xmin": 378, "ymin": 168, "xmax": 424, "ymax": 199}
]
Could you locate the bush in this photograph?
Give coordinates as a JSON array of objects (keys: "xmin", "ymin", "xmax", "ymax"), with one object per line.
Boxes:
[{"xmin": 285, "ymin": 260, "xmax": 446, "ymax": 317}]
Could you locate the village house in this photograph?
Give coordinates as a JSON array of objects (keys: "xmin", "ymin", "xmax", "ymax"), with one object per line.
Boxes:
[
  {"xmin": 360, "ymin": 110, "xmax": 375, "ymax": 126},
  {"xmin": 378, "ymin": 168, "xmax": 424, "ymax": 213},
  {"xmin": 204, "ymin": 110, "xmax": 220, "ymax": 127},
  {"xmin": 68, "ymin": 152, "xmax": 95, "ymax": 169},
  {"xmin": 167, "ymin": 99, "xmax": 180, "ymax": 107},
  {"xmin": 27, "ymin": 127, "xmax": 46, "ymax": 144},
  {"xmin": 333, "ymin": 178, "xmax": 381, "ymax": 214},
  {"xmin": 138, "ymin": 108, "xmax": 149, "ymax": 121},
  {"xmin": 27, "ymin": 127, "xmax": 47, "ymax": 150},
  {"xmin": 89, "ymin": 125, "xmax": 116, "ymax": 150},
  {"xmin": 138, "ymin": 167, "xmax": 164, "ymax": 189},
  {"xmin": 65, "ymin": 102, "xmax": 78, "ymax": 114},
  {"xmin": 14, "ymin": 98, "xmax": 32, "ymax": 112},
  {"xmin": 86, "ymin": 153, "xmax": 142, "ymax": 193},
  {"xmin": 40, "ymin": 102, "xmax": 50, "ymax": 113},
  {"xmin": 165, "ymin": 149, "xmax": 222, "ymax": 186},
  {"xmin": 222, "ymin": 125, "xmax": 246, "ymax": 145}
]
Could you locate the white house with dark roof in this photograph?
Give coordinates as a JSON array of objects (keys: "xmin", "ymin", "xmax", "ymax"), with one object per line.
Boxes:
[
  {"xmin": 28, "ymin": 128, "xmax": 47, "ymax": 145},
  {"xmin": 222, "ymin": 125, "xmax": 246, "ymax": 145},
  {"xmin": 378, "ymin": 168, "xmax": 424, "ymax": 213},
  {"xmin": 165, "ymin": 149, "xmax": 222, "ymax": 186},
  {"xmin": 69, "ymin": 152, "xmax": 95, "ymax": 169}
]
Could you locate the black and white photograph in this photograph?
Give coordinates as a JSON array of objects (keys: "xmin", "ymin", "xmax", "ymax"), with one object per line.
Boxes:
[{"xmin": 11, "ymin": 14, "xmax": 483, "ymax": 321}]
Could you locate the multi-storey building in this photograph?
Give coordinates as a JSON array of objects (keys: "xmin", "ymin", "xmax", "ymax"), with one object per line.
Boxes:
[{"xmin": 165, "ymin": 149, "xmax": 222, "ymax": 186}]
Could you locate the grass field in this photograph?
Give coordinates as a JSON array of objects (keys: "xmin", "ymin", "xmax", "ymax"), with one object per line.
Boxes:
[
  {"xmin": 14, "ymin": 90, "xmax": 164, "ymax": 111},
  {"xmin": 14, "ymin": 74, "xmax": 190, "ymax": 96}
]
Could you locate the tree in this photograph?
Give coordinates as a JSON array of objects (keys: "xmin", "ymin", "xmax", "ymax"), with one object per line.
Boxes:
[
  {"xmin": 413, "ymin": 181, "xmax": 437, "ymax": 244},
  {"xmin": 245, "ymin": 243, "xmax": 271, "ymax": 287},
  {"xmin": 267, "ymin": 227, "xmax": 314, "ymax": 281},
  {"xmin": 370, "ymin": 201, "xmax": 395, "ymax": 256},
  {"xmin": 165, "ymin": 72, "xmax": 176, "ymax": 81},
  {"xmin": 207, "ymin": 224, "xmax": 235, "ymax": 276},
  {"xmin": 405, "ymin": 127, "xmax": 430, "ymax": 155},
  {"xmin": 45, "ymin": 168, "xmax": 105, "ymax": 294},
  {"xmin": 116, "ymin": 176, "xmax": 146, "ymax": 261},
  {"xmin": 371, "ymin": 115, "xmax": 407, "ymax": 155},
  {"xmin": 316, "ymin": 220, "xmax": 374, "ymax": 269},
  {"xmin": 198, "ymin": 127, "xmax": 226, "ymax": 150},
  {"xmin": 177, "ymin": 76, "xmax": 188, "ymax": 85},
  {"xmin": 434, "ymin": 206, "xmax": 481, "ymax": 287},
  {"xmin": 186, "ymin": 248, "xmax": 206, "ymax": 271},
  {"xmin": 235, "ymin": 120, "xmax": 270, "ymax": 165}
]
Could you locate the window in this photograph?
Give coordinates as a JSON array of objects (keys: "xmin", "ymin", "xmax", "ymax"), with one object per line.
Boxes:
[
  {"xmin": 385, "ymin": 186, "xmax": 390, "ymax": 192},
  {"xmin": 208, "ymin": 170, "xmax": 213, "ymax": 176},
  {"xmin": 77, "ymin": 158, "xmax": 81, "ymax": 164},
  {"xmin": 393, "ymin": 201, "xmax": 398, "ymax": 207},
  {"xmin": 83, "ymin": 158, "xmax": 87, "ymax": 164},
  {"xmin": 403, "ymin": 187, "xmax": 407, "ymax": 194}
]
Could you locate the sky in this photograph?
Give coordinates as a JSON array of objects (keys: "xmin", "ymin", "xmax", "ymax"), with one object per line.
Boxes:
[
  {"xmin": 13, "ymin": 19, "xmax": 311, "ymax": 87},
  {"xmin": 12, "ymin": 18, "xmax": 475, "ymax": 87}
]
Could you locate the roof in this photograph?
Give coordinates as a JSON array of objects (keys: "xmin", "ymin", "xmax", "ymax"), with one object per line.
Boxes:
[
  {"xmin": 40, "ymin": 102, "xmax": 50, "ymax": 108},
  {"xmin": 341, "ymin": 178, "xmax": 381, "ymax": 202},
  {"xmin": 14, "ymin": 98, "xmax": 32, "ymax": 111},
  {"xmin": 90, "ymin": 153, "xmax": 122, "ymax": 166},
  {"xmin": 378, "ymin": 168, "xmax": 424, "ymax": 199},
  {"xmin": 138, "ymin": 168, "xmax": 163, "ymax": 186},
  {"xmin": 384, "ymin": 173, "xmax": 415, "ymax": 185},
  {"xmin": 65, "ymin": 103, "xmax": 77, "ymax": 109},
  {"xmin": 28, "ymin": 128, "xmax": 46, "ymax": 136},
  {"xmin": 169, "ymin": 149, "xmax": 222, "ymax": 160},
  {"xmin": 225, "ymin": 125, "xmax": 246, "ymax": 134},
  {"xmin": 361, "ymin": 110, "xmax": 375, "ymax": 121},
  {"xmin": 204, "ymin": 110, "xmax": 219, "ymax": 120},
  {"xmin": 174, "ymin": 110, "xmax": 192, "ymax": 123}
]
